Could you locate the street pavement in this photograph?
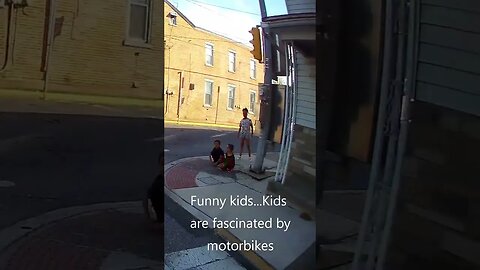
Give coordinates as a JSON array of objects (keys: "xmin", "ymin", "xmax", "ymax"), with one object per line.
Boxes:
[
  {"xmin": 163, "ymin": 125, "xmax": 279, "ymax": 164},
  {"xmin": 0, "ymin": 89, "xmax": 162, "ymax": 119},
  {"xmin": 0, "ymin": 99, "xmax": 367, "ymax": 269},
  {"xmin": 0, "ymin": 112, "xmax": 161, "ymax": 229},
  {"xmin": 0, "ymin": 107, "xmax": 273, "ymax": 269}
]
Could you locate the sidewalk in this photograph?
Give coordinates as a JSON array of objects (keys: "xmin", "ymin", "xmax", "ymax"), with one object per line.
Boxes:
[
  {"xmin": 164, "ymin": 120, "xmax": 238, "ymax": 130},
  {"xmin": 0, "ymin": 202, "xmax": 164, "ymax": 270},
  {"xmin": 164, "ymin": 153, "xmax": 316, "ymax": 270},
  {"xmin": 164, "ymin": 155, "xmax": 368, "ymax": 270},
  {"xmin": 0, "ymin": 89, "xmax": 162, "ymax": 119},
  {"xmin": 0, "ymin": 201, "xmax": 246, "ymax": 270}
]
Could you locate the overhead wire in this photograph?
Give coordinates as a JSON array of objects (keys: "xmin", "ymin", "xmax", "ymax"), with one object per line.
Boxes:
[
  {"xmin": 180, "ymin": 0, "xmax": 258, "ymax": 43},
  {"xmin": 183, "ymin": 0, "xmax": 260, "ymax": 16}
]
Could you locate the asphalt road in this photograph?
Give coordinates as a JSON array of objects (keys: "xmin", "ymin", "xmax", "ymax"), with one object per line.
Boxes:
[
  {"xmin": 164, "ymin": 126, "xmax": 268, "ymax": 163},
  {"xmin": 0, "ymin": 112, "xmax": 279, "ymax": 261},
  {"xmin": 0, "ymin": 113, "xmax": 161, "ymax": 229}
]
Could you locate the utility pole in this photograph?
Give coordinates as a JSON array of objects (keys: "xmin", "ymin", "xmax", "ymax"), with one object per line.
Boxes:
[{"xmin": 251, "ymin": 0, "xmax": 272, "ymax": 174}]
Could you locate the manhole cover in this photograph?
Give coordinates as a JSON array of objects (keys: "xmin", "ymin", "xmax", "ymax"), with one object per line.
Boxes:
[
  {"xmin": 0, "ymin": 181, "xmax": 15, "ymax": 187},
  {"xmin": 197, "ymin": 176, "xmax": 221, "ymax": 185}
]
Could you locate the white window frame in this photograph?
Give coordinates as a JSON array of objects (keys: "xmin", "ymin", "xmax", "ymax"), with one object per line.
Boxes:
[
  {"xmin": 227, "ymin": 84, "xmax": 236, "ymax": 110},
  {"xmin": 205, "ymin": 43, "xmax": 214, "ymax": 66},
  {"xmin": 168, "ymin": 12, "xmax": 177, "ymax": 26},
  {"xmin": 228, "ymin": 50, "xmax": 236, "ymax": 72},
  {"xmin": 249, "ymin": 90, "xmax": 256, "ymax": 114},
  {"xmin": 204, "ymin": 79, "xmax": 214, "ymax": 107},
  {"xmin": 250, "ymin": 59, "xmax": 256, "ymax": 79},
  {"xmin": 126, "ymin": 0, "xmax": 152, "ymax": 45}
]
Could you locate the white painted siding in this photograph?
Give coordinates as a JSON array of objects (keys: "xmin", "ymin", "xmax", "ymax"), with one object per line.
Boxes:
[
  {"xmin": 286, "ymin": 0, "xmax": 316, "ymax": 14},
  {"xmin": 295, "ymin": 52, "xmax": 316, "ymax": 129}
]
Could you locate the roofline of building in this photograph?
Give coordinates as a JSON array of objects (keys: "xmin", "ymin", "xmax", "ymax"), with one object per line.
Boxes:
[
  {"xmin": 262, "ymin": 13, "xmax": 316, "ymax": 30},
  {"xmin": 196, "ymin": 27, "xmax": 252, "ymax": 50},
  {"xmin": 263, "ymin": 13, "xmax": 316, "ymax": 23},
  {"xmin": 164, "ymin": 0, "xmax": 253, "ymax": 50},
  {"xmin": 164, "ymin": 0, "xmax": 196, "ymax": 28}
]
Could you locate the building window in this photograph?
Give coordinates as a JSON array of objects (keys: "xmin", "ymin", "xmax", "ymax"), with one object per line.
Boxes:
[
  {"xmin": 227, "ymin": 85, "xmax": 235, "ymax": 110},
  {"xmin": 249, "ymin": 91, "xmax": 256, "ymax": 114},
  {"xmin": 168, "ymin": 12, "xmax": 177, "ymax": 26},
  {"xmin": 204, "ymin": 80, "xmax": 213, "ymax": 106},
  {"xmin": 250, "ymin": 59, "xmax": 256, "ymax": 79},
  {"xmin": 205, "ymin": 43, "xmax": 214, "ymax": 66},
  {"xmin": 128, "ymin": 0, "xmax": 151, "ymax": 42},
  {"xmin": 228, "ymin": 51, "xmax": 236, "ymax": 72}
]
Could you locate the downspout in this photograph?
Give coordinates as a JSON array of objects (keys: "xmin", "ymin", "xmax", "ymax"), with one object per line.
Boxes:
[
  {"xmin": 40, "ymin": 0, "xmax": 51, "ymax": 73},
  {"xmin": 277, "ymin": 43, "xmax": 294, "ymax": 183},
  {"xmin": 364, "ymin": 0, "xmax": 409, "ymax": 268},
  {"xmin": 164, "ymin": 93, "xmax": 168, "ymax": 114},
  {"xmin": 164, "ymin": 45, "xmax": 172, "ymax": 115},
  {"xmin": 352, "ymin": 0, "xmax": 396, "ymax": 267},
  {"xmin": 176, "ymin": 71, "xmax": 182, "ymax": 121},
  {"xmin": 274, "ymin": 46, "xmax": 290, "ymax": 182},
  {"xmin": 11, "ymin": 7, "xmax": 19, "ymax": 66},
  {"xmin": 42, "ymin": 0, "xmax": 57, "ymax": 99},
  {"xmin": 214, "ymin": 86, "xmax": 220, "ymax": 124},
  {"xmin": 281, "ymin": 43, "xmax": 298, "ymax": 185},
  {"xmin": 376, "ymin": 0, "xmax": 416, "ymax": 268},
  {"xmin": 0, "ymin": 3, "xmax": 14, "ymax": 73}
]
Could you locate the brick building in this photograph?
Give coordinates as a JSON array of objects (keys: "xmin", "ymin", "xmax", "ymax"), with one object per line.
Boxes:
[
  {"xmin": 0, "ymin": 0, "xmax": 163, "ymax": 100},
  {"xmin": 163, "ymin": 0, "xmax": 263, "ymax": 125}
]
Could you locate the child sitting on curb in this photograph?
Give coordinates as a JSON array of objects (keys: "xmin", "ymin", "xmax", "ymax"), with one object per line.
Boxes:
[
  {"xmin": 218, "ymin": 144, "xmax": 235, "ymax": 172},
  {"xmin": 210, "ymin": 139, "xmax": 225, "ymax": 166}
]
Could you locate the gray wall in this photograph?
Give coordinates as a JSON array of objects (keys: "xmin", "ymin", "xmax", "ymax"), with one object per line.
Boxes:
[
  {"xmin": 387, "ymin": 102, "xmax": 480, "ymax": 270},
  {"xmin": 414, "ymin": 0, "xmax": 480, "ymax": 116}
]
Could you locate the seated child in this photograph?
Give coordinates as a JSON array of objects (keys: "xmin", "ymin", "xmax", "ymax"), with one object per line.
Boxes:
[
  {"xmin": 218, "ymin": 144, "xmax": 235, "ymax": 172},
  {"xmin": 210, "ymin": 139, "xmax": 225, "ymax": 165}
]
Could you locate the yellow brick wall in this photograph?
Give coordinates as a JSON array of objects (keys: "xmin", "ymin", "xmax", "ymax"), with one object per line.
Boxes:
[
  {"xmin": 0, "ymin": 0, "xmax": 164, "ymax": 100},
  {"xmin": 164, "ymin": 2, "xmax": 264, "ymax": 125},
  {"xmin": 0, "ymin": 2, "xmax": 46, "ymax": 85}
]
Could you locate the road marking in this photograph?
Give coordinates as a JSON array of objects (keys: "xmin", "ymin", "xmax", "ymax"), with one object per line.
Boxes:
[
  {"xmin": 147, "ymin": 137, "xmax": 163, "ymax": 142},
  {"xmin": 211, "ymin": 133, "xmax": 229, "ymax": 138},
  {"xmin": 164, "ymin": 149, "xmax": 170, "ymax": 152},
  {"xmin": 164, "ymin": 245, "xmax": 245, "ymax": 270},
  {"xmin": 0, "ymin": 181, "xmax": 15, "ymax": 188},
  {"xmin": 146, "ymin": 134, "xmax": 176, "ymax": 142}
]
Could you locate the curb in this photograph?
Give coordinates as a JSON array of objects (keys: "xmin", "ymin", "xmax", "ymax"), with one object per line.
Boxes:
[
  {"xmin": 164, "ymin": 155, "xmax": 278, "ymax": 181},
  {"xmin": 0, "ymin": 201, "xmax": 141, "ymax": 254},
  {"xmin": 214, "ymin": 228, "xmax": 275, "ymax": 270},
  {"xmin": 164, "ymin": 153, "xmax": 279, "ymax": 171},
  {"xmin": 0, "ymin": 89, "xmax": 161, "ymax": 108},
  {"xmin": 0, "ymin": 89, "xmax": 164, "ymax": 120},
  {"xmin": 164, "ymin": 156, "xmax": 210, "ymax": 171},
  {"xmin": 164, "ymin": 120, "xmax": 238, "ymax": 130},
  {"xmin": 0, "ymin": 109, "xmax": 163, "ymax": 121}
]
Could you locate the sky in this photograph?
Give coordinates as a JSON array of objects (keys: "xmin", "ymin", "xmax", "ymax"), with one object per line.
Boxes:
[{"xmin": 167, "ymin": 0, "xmax": 287, "ymax": 45}]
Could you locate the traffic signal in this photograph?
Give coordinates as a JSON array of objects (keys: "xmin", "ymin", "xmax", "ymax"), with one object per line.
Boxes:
[{"xmin": 249, "ymin": 27, "xmax": 262, "ymax": 62}]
